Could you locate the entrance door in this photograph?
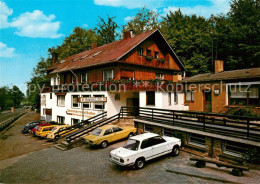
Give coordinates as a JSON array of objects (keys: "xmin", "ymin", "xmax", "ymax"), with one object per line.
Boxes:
[{"xmin": 203, "ymin": 91, "xmax": 212, "ymax": 112}]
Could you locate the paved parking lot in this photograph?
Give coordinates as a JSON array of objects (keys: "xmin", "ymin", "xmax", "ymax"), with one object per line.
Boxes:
[
  {"xmin": 1, "ymin": 141, "xmax": 260, "ymax": 184},
  {"xmin": 0, "ymin": 112, "xmax": 260, "ymax": 184}
]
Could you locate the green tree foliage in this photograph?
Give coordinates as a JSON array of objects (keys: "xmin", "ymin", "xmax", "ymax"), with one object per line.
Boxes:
[
  {"xmin": 123, "ymin": 7, "xmax": 159, "ymax": 34},
  {"xmin": 0, "ymin": 86, "xmax": 24, "ymax": 110},
  {"xmin": 26, "ymin": 57, "xmax": 52, "ymax": 107},
  {"xmin": 218, "ymin": 0, "xmax": 260, "ymax": 69},
  {"xmin": 160, "ymin": 10, "xmax": 213, "ymax": 76},
  {"xmin": 95, "ymin": 15, "xmax": 119, "ymax": 44},
  {"xmin": 52, "ymin": 27, "xmax": 101, "ymax": 60}
]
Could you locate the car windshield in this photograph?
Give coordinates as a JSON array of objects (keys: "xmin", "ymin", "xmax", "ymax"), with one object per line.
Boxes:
[
  {"xmin": 91, "ymin": 128, "xmax": 102, "ymax": 136},
  {"xmin": 123, "ymin": 139, "xmax": 140, "ymax": 151}
]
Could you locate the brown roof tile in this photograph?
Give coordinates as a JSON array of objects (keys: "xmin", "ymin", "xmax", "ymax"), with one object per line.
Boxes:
[
  {"xmin": 47, "ymin": 29, "xmax": 185, "ymax": 73},
  {"xmin": 182, "ymin": 68, "xmax": 260, "ymax": 83}
]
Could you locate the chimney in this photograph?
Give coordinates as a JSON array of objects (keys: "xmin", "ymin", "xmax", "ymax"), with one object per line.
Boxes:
[
  {"xmin": 123, "ymin": 30, "xmax": 134, "ymax": 39},
  {"xmin": 91, "ymin": 42, "xmax": 97, "ymax": 49},
  {"xmin": 214, "ymin": 60, "xmax": 224, "ymax": 73},
  {"xmin": 52, "ymin": 52, "xmax": 58, "ymax": 65}
]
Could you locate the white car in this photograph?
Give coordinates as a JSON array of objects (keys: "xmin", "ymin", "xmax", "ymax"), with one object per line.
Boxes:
[{"xmin": 109, "ymin": 132, "xmax": 181, "ymax": 169}]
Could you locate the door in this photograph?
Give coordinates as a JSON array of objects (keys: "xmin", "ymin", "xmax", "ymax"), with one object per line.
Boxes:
[
  {"xmin": 103, "ymin": 128, "xmax": 114, "ymax": 143},
  {"xmin": 139, "ymin": 139, "xmax": 153, "ymax": 160},
  {"xmin": 112, "ymin": 126, "xmax": 125, "ymax": 141},
  {"xmin": 150, "ymin": 136, "xmax": 168, "ymax": 157},
  {"xmin": 203, "ymin": 91, "xmax": 212, "ymax": 112}
]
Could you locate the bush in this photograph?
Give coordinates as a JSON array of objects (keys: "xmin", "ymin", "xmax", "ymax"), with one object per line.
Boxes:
[{"xmin": 227, "ymin": 107, "xmax": 259, "ymax": 118}]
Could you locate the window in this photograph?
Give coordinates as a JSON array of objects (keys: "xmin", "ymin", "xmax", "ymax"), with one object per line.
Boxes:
[
  {"xmin": 103, "ymin": 69, "xmax": 114, "ymax": 81},
  {"xmin": 104, "ymin": 128, "xmax": 113, "ymax": 136},
  {"xmin": 185, "ymin": 91, "xmax": 194, "ymax": 102},
  {"xmin": 174, "ymin": 91, "xmax": 178, "ymax": 104},
  {"xmin": 229, "ymin": 85, "xmax": 259, "ymax": 106},
  {"xmin": 82, "ymin": 95, "xmax": 91, "ymax": 109},
  {"xmin": 81, "ymin": 73, "xmax": 88, "ymax": 83},
  {"xmin": 137, "ymin": 48, "xmax": 143, "ymax": 56},
  {"xmin": 57, "ymin": 95, "xmax": 65, "ymax": 107},
  {"xmin": 71, "ymin": 118, "xmax": 79, "ymax": 125},
  {"xmin": 94, "ymin": 95, "xmax": 105, "ymax": 110},
  {"xmin": 64, "ymin": 73, "xmax": 67, "ymax": 84},
  {"xmin": 113, "ymin": 126, "xmax": 123, "ymax": 132},
  {"xmin": 123, "ymin": 139, "xmax": 140, "ymax": 151},
  {"xmin": 187, "ymin": 133, "xmax": 205, "ymax": 148},
  {"xmin": 57, "ymin": 116, "xmax": 65, "ymax": 124},
  {"xmin": 149, "ymin": 136, "xmax": 166, "ymax": 146},
  {"xmin": 72, "ymin": 95, "xmax": 80, "ymax": 108},
  {"xmin": 168, "ymin": 92, "xmax": 172, "ymax": 105},
  {"xmin": 50, "ymin": 93, "xmax": 52, "ymax": 99},
  {"xmin": 154, "ymin": 51, "xmax": 159, "ymax": 59},
  {"xmin": 141, "ymin": 139, "xmax": 151, "ymax": 149},
  {"xmin": 146, "ymin": 49, "xmax": 151, "ymax": 56},
  {"xmin": 146, "ymin": 91, "xmax": 155, "ymax": 106},
  {"xmin": 222, "ymin": 141, "xmax": 246, "ymax": 158},
  {"xmin": 91, "ymin": 128, "xmax": 102, "ymax": 136},
  {"xmin": 156, "ymin": 73, "xmax": 164, "ymax": 80}
]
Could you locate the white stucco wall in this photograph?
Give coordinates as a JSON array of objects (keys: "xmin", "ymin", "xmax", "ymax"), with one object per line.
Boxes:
[{"xmin": 139, "ymin": 91, "xmax": 188, "ymax": 110}]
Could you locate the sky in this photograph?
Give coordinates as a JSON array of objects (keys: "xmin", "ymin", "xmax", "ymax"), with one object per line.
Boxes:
[{"xmin": 0, "ymin": 0, "xmax": 231, "ymax": 94}]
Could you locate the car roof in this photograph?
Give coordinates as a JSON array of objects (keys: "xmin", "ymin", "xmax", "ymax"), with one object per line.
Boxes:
[
  {"xmin": 98, "ymin": 125, "xmax": 117, "ymax": 130},
  {"xmin": 130, "ymin": 132, "xmax": 159, "ymax": 141}
]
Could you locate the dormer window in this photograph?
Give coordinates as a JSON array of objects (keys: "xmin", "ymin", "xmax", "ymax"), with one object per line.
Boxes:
[
  {"xmin": 146, "ymin": 49, "xmax": 151, "ymax": 56},
  {"xmin": 154, "ymin": 51, "xmax": 159, "ymax": 59},
  {"xmin": 137, "ymin": 48, "xmax": 143, "ymax": 56}
]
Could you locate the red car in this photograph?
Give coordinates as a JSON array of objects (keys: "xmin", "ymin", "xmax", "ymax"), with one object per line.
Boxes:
[{"xmin": 31, "ymin": 123, "xmax": 52, "ymax": 135}]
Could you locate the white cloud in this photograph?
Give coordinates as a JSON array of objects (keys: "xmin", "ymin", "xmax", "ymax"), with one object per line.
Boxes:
[
  {"xmin": 10, "ymin": 10, "xmax": 63, "ymax": 38},
  {"xmin": 0, "ymin": 1, "xmax": 13, "ymax": 28},
  {"xmin": 124, "ymin": 16, "xmax": 134, "ymax": 22},
  {"xmin": 94, "ymin": 0, "xmax": 164, "ymax": 9},
  {"xmin": 163, "ymin": 0, "xmax": 230, "ymax": 18},
  {"xmin": 83, "ymin": 24, "xmax": 88, "ymax": 28},
  {"xmin": 0, "ymin": 1, "xmax": 63, "ymax": 38},
  {"xmin": 0, "ymin": 42, "xmax": 15, "ymax": 57}
]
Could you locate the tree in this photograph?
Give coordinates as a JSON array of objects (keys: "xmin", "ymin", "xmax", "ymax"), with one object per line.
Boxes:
[
  {"xmin": 123, "ymin": 7, "xmax": 159, "ymax": 34},
  {"xmin": 11, "ymin": 85, "xmax": 25, "ymax": 107},
  {"xmin": 95, "ymin": 15, "xmax": 119, "ymax": 45},
  {"xmin": 53, "ymin": 27, "xmax": 100, "ymax": 60},
  {"xmin": 27, "ymin": 57, "xmax": 52, "ymax": 107},
  {"xmin": 160, "ymin": 9, "xmax": 213, "ymax": 76}
]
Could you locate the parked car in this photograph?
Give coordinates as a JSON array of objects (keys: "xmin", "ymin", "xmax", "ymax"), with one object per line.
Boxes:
[
  {"xmin": 46, "ymin": 125, "xmax": 70, "ymax": 141},
  {"xmin": 109, "ymin": 132, "xmax": 181, "ymax": 169},
  {"xmin": 35, "ymin": 125, "xmax": 58, "ymax": 138},
  {"xmin": 84, "ymin": 125, "xmax": 137, "ymax": 148},
  {"xmin": 31, "ymin": 123, "xmax": 52, "ymax": 135},
  {"xmin": 21, "ymin": 121, "xmax": 41, "ymax": 134}
]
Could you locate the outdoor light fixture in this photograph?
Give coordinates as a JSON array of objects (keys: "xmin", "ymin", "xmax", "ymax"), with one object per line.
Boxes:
[{"xmin": 214, "ymin": 89, "xmax": 220, "ymax": 95}]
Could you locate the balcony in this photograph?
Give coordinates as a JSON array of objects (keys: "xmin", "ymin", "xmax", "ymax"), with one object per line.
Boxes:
[{"xmin": 42, "ymin": 80, "xmax": 181, "ymax": 93}]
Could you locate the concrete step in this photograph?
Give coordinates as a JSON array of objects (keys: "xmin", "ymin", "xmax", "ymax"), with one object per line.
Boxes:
[{"xmin": 53, "ymin": 144, "xmax": 68, "ymax": 151}]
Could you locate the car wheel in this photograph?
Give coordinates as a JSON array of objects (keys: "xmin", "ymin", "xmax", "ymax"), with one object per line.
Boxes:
[
  {"xmin": 134, "ymin": 158, "xmax": 145, "ymax": 169},
  {"xmin": 101, "ymin": 141, "xmax": 108, "ymax": 148},
  {"xmin": 128, "ymin": 132, "xmax": 134, "ymax": 138},
  {"xmin": 172, "ymin": 146, "xmax": 180, "ymax": 156}
]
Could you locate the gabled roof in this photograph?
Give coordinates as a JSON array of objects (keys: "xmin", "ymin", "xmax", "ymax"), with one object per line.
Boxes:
[
  {"xmin": 47, "ymin": 29, "xmax": 185, "ymax": 73},
  {"xmin": 182, "ymin": 68, "xmax": 260, "ymax": 83}
]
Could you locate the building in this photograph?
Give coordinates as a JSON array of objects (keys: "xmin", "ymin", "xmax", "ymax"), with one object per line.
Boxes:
[
  {"xmin": 40, "ymin": 29, "xmax": 188, "ymax": 124},
  {"xmin": 182, "ymin": 60, "xmax": 260, "ymax": 113}
]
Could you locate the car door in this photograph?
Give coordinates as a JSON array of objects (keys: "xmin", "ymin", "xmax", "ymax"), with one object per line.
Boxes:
[
  {"xmin": 112, "ymin": 126, "xmax": 125, "ymax": 141},
  {"xmin": 102, "ymin": 128, "xmax": 114, "ymax": 143},
  {"xmin": 138, "ymin": 138, "xmax": 153, "ymax": 161},
  {"xmin": 150, "ymin": 136, "xmax": 169, "ymax": 158}
]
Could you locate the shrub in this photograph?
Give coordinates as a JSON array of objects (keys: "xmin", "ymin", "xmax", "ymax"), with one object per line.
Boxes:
[{"xmin": 227, "ymin": 107, "xmax": 258, "ymax": 118}]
